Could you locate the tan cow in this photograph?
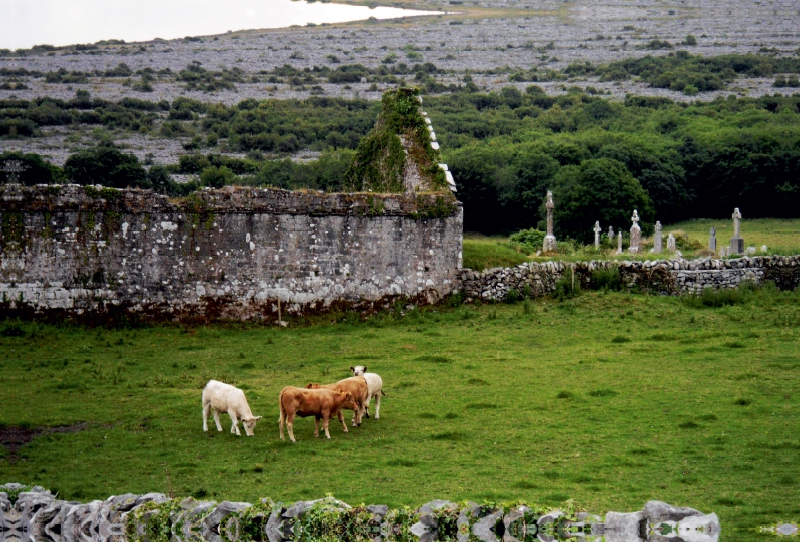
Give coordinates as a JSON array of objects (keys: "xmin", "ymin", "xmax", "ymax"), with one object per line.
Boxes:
[
  {"xmin": 305, "ymin": 376, "xmax": 369, "ymax": 426},
  {"xmin": 278, "ymin": 386, "xmax": 357, "ymax": 442}
]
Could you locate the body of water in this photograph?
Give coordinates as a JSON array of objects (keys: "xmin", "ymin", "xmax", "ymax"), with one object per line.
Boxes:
[{"xmin": 0, "ymin": 0, "xmax": 439, "ymax": 51}]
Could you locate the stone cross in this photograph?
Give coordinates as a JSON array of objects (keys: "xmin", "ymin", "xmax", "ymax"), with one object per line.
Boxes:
[
  {"xmin": 628, "ymin": 209, "xmax": 641, "ymax": 254},
  {"xmin": 709, "ymin": 226, "xmax": 716, "ymax": 253},
  {"xmin": 729, "ymin": 207, "xmax": 744, "ymax": 255},
  {"xmin": 543, "ymin": 191, "xmax": 557, "ymax": 252},
  {"xmin": 593, "ymin": 221, "xmax": 601, "ymax": 248},
  {"xmin": 732, "ymin": 208, "xmax": 741, "ymax": 237},
  {"xmin": 617, "ymin": 231, "xmax": 623, "ymax": 254},
  {"xmin": 653, "ymin": 221, "xmax": 663, "ymax": 254},
  {"xmin": 667, "ymin": 233, "xmax": 676, "ymax": 253},
  {"xmin": 2, "ymin": 159, "xmax": 26, "ymax": 183},
  {"xmin": 608, "ymin": 225, "xmax": 614, "ymax": 241}
]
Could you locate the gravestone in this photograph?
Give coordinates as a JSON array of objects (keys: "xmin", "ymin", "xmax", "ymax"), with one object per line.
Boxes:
[
  {"xmin": 617, "ymin": 232, "xmax": 623, "ymax": 254},
  {"xmin": 608, "ymin": 225, "xmax": 614, "ymax": 241},
  {"xmin": 761, "ymin": 245, "xmax": 768, "ymax": 253},
  {"xmin": 543, "ymin": 191, "xmax": 557, "ymax": 252},
  {"xmin": 709, "ymin": 226, "xmax": 716, "ymax": 253},
  {"xmin": 729, "ymin": 207, "xmax": 744, "ymax": 255},
  {"xmin": 653, "ymin": 221, "xmax": 663, "ymax": 254},
  {"xmin": 593, "ymin": 221, "xmax": 601, "ymax": 248},
  {"xmin": 628, "ymin": 210, "xmax": 641, "ymax": 254},
  {"xmin": 667, "ymin": 233, "xmax": 676, "ymax": 253}
]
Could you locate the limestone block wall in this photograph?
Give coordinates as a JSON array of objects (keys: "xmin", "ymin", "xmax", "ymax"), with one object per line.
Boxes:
[
  {"xmin": 460, "ymin": 256, "xmax": 800, "ymax": 302},
  {"xmin": 0, "ymin": 483, "xmax": 720, "ymax": 542},
  {"xmin": 0, "ymin": 184, "xmax": 463, "ymax": 323}
]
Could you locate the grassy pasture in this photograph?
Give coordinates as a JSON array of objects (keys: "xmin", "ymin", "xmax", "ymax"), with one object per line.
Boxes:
[
  {"xmin": 0, "ymin": 290, "xmax": 798, "ymax": 540},
  {"xmin": 463, "ymin": 218, "xmax": 800, "ymax": 271}
]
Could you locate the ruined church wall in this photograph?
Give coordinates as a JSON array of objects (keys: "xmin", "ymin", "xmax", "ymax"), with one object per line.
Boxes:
[{"xmin": 0, "ymin": 184, "xmax": 463, "ymax": 322}]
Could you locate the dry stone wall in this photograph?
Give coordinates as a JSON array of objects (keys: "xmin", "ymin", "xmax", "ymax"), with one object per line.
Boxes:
[
  {"xmin": 0, "ymin": 483, "xmax": 721, "ymax": 542},
  {"xmin": 461, "ymin": 256, "xmax": 800, "ymax": 302},
  {"xmin": 0, "ymin": 184, "xmax": 462, "ymax": 323}
]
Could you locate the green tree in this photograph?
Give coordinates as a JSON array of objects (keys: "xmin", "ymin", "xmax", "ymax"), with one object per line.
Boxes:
[
  {"xmin": 0, "ymin": 151, "xmax": 64, "ymax": 185},
  {"xmin": 63, "ymin": 145, "xmax": 147, "ymax": 187},
  {"xmin": 549, "ymin": 158, "xmax": 654, "ymax": 243}
]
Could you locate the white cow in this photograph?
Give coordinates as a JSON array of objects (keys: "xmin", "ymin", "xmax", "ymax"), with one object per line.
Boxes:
[
  {"xmin": 202, "ymin": 380, "xmax": 262, "ymax": 436},
  {"xmin": 350, "ymin": 366, "xmax": 385, "ymax": 419}
]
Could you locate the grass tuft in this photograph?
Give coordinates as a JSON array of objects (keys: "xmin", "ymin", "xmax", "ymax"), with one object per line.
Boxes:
[{"xmin": 415, "ymin": 355, "xmax": 453, "ymax": 363}]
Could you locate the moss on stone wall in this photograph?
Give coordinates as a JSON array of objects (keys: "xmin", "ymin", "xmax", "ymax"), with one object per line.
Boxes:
[{"xmin": 343, "ymin": 88, "xmax": 447, "ymax": 194}]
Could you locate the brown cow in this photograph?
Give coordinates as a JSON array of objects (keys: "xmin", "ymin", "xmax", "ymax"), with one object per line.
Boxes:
[
  {"xmin": 278, "ymin": 386, "xmax": 357, "ymax": 442},
  {"xmin": 305, "ymin": 376, "xmax": 369, "ymax": 427}
]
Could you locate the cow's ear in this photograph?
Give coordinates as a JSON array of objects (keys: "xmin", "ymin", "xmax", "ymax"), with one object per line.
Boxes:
[
  {"xmin": 254, "ymin": 416, "xmax": 262, "ymax": 420},
  {"xmin": 306, "ymin": 383, "xmax": 313, "ymax": 389},
  {"xmin": 363, "ymin": 366, "xmax": 367, "ymax": 372},
  {"xmin": 349, "ymin": 366, "xmax": 354, "ymax": 372}
]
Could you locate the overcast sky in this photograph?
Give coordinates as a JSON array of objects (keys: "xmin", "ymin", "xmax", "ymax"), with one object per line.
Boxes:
[{"xmin": 0, "ymin": 0, "xmax": 433, "ymax": 50}]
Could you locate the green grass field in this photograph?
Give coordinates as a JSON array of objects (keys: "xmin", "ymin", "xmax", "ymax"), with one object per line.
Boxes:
[
  {"xmin": 1, "ymin": 289, "xmax": 798, "ymax": 540},
  {"xmin": 464, "ymin": 218, "xmax": 800, "ymax": 271}
]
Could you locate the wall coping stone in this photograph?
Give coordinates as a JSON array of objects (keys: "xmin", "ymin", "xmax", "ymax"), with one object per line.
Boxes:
[{"xmin": 0, "ymin": 184, "xmax": 461, "ymax": 217}]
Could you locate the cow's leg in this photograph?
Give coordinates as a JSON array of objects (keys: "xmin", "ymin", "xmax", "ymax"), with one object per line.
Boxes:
[
  {"xmin": 228, "ymin": 409, "xmax": 241, "ymax": 436},
  {"xmin": 323, "ymin": 415, "xmax": 331, "ymax": 439},
  {"xmin": 287, "ymin": 413, "xmax": 296, "ymax": 443},
  {"xmin": 337, "ymin": 410, "xmax": 348, "ymax": 433},
  {"xmin": 213, "ymin": 409, "xmax": 223, "ymax": 431},
  {"xmin": 364, "ymin": 395, "xmax": 372, "ymax": 419},
  {"xmin": 203, "ymin": 402, "xmax": 211, "ymax": 431},
  {"xmin": 279, "ymin": 412, "xmax": 285, "ymax": 440},
  {"xmin": 314, "ymin": 417, "xmax": 320, "ymax": 438},
  {"xmin": 374, "ymin": 393, "xmax": 381, "ymax": 420}
]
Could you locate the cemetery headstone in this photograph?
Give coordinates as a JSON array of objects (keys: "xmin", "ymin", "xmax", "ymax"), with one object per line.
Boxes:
[
  {"xmin": 593, "ymin": 221, "xmax": 601, "ymax": 248},
  {"xmin": 629, "ymin": 210, "xmax": 641, "ymax": 254},
  {"xmin": 608, "ymin": 225, "xmax": 614, "ymax": 241},
  {"xmin": 653, "ymin": 221, "xmax": 663, "ymax": 254},
  {"xmin": 667, "ymin": 233, "xmax": 676, "ymax": 253},
  {"xmin": 709, "ymin": 226, "xmax": 716, "ymax": 253},
  {"xmin": 543, "ymin": 191, "xmax": 557, "ymax": 252},
  {"xmin": 729, "ymin": 207, "xmax": 744, "ymax": 255},
  {"xmin": 761, "ymin": 245, "xmax": 768, "ymax": 253},
  {"xmin": 617, "ymin": 231, "xmax": 623, "ymax": 254}
]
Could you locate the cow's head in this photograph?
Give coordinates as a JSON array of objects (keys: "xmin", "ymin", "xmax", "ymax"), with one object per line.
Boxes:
[
  {"xmin": 339, "ymin": 391, "xmax": 357, "ymax": 410},
  {"xmin": 241, "ymin": 415, "xmax": 262, "ymax": 436},
  {"xmin": 306, "ymin": 383, "xmax": 321, "ymax": 389},
  {"xmin": 350, "ymin": 365, "xmax": 367, "ymax": 376}
]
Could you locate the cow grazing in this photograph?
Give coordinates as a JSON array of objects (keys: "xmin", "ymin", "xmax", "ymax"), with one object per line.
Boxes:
[
  {"xmin": 350, "ymin": 366, "xmax": 385, "ymax": 420},
  {"xmin": 278, "ymin": 386, "xmax": 357, "ymax": 442},
  {"xmin": 305, "ymin": 376, "xmax": 368, "ymax": 426},
  {"xmin": 202, "ymin": 380, "xmax": 262, "ymax": 436}
]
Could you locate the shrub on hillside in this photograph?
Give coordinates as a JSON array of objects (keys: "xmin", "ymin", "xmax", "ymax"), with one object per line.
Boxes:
[{"xmin": 509, "ymin": 228, "xmax": 546, "ymax": 254}]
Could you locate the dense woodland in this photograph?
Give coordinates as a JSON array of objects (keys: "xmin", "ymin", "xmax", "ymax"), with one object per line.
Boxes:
[{"xmin": 2, "ymin": 66, "xmax": 800, "ymax": 239}]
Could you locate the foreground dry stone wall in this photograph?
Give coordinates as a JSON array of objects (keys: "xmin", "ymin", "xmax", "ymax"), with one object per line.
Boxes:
[
  {"xmin": 0, "ymin": 483, "xmax": 720, "ymax": 542},
  {"xmin": 461, "ymin": 256, "xmax": 800, "ymax": 302},
  {"xmin": 0, "ymin": 184, "xmax": 462, "ymax": 323}
]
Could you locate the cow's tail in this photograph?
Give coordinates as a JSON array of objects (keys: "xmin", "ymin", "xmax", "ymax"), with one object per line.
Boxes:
[{"xmin": 381, "ymin": 389, "xmax": 387, "ymax": 396}]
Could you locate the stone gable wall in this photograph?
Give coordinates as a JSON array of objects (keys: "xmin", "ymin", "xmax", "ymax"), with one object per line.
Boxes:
[
  {"xmin": 461, "ymin": 256, "xmax": 800, "ymax": 302},
  {"xmin": 0, "ymin": 184, "xmax": 463, "ymax": 323}
]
